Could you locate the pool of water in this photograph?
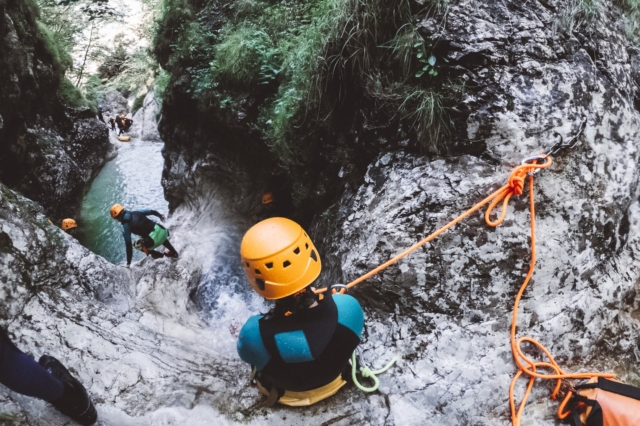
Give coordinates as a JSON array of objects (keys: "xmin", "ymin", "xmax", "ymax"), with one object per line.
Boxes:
[{"xmin": 76, "ymin": 140, "xmax": 169, "ymax": 265}]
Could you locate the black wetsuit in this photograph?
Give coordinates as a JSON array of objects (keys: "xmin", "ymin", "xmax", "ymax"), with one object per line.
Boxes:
[
  {"xmin": 238, "ymin": 292, "xmax": 363, "ymax": 392},
  {"xmin": 124, "ymin": 118, "xmax": 133, "ymax": 132},
  {"xmin": 120, "ymin": 210, "xmax": 177, "ymax": 265},
  {"xmin": 115, "ymin": 116, "xmax": 125, "ymax": 135},
  {"xmin": 97, "ymin": 111, "xmax": 105, "ymax": 123},
  {"xmin": 108, "ymin": 118, "xmax": 116, "ymax": 131}
]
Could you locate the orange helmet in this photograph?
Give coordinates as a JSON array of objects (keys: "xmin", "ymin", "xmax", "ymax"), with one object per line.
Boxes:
[
  {"xmin": 61, "ymin": 218, "xmax": 77, "ymax": 230},
  {"xmin": 262, "ymin": 192, "xmax": 274, "ymax": 205},
  {"xmin": 240, "ymin": 217, "xmax": 321, "ymax": 300},
  {"xmin": 110, "ymin": 203, "xmax": 124, "ymax": 218}
]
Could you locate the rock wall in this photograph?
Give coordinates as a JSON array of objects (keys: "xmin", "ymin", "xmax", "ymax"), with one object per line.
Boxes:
[
  {"xmin": 0, "ymin": 0, "xmax": 110, "ymax": 217},
  {"xmin": 129, "ymin": 91, "xmax": 162, "ymax": 142},
  {"xmin": 153, "ymin": 0, "xmax": 640, "ymax": 425}
]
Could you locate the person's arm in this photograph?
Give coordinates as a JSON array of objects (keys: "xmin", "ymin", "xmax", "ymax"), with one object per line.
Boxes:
[
  {"xmin": 122, "ymin": 223, "xmax": 133, "ymax": 265},
  {"xmin": 237, "ymin": 315, "xmax": 271, "ymax": 371},
  {"xmin": 138, "ymin": 209, "xmax": 165, "ymax": 221}
]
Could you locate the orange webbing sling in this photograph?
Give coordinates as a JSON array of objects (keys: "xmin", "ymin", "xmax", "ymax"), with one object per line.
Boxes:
[{"xmin": 317, "ymin": 155, "xmax": 614, "ymax": 424}]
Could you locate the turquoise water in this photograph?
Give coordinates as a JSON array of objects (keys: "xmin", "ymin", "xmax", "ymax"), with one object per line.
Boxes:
[{"xmin": 76, "ymin": 140, "xmax": 169, "ymax": 265}]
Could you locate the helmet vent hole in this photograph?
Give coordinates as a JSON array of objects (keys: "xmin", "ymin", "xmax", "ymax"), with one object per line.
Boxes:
[
  {"xmin": 283, "ymin": 260, "xmax": 291, "ymax": 268},
  {"xmin": 305, "ymin": 243, "xmax": 309, "ymax": 250},
  {"xmin": 245, "ymin": 262, "xmax": 250, "ymax": 267},
  {"xmin": 293, "ymin": 247, "xmax": 300, "ymax": 255},
  {"xmin": 265, "ymin": 262, "xmax": 273, "ymax": 269},
  {"xmin": 310, "ymin": 250, "xmax": 318, "ymax": 261},
  {"xmin": 255, "ymin": 269, "xmax": 261, "ymax": 275},
  {"xmin": 255, "ymin": 279, "xmax": 265, "ymax": 290}
]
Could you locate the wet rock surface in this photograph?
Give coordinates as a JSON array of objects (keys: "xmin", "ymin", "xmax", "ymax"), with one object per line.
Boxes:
[
  {"xmin": 0, "ymin": 1, "xmax": 110, "ymax": 216},
  {"xmin": 129, "ymin": 92, "xmax": 161, "ymax": 142},
  {"xmin": 2, "ymin": 1, "xmax": 640, "ymax": 426}
]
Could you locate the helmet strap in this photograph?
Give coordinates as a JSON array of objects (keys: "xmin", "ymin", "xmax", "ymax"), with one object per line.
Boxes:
[{"xmin": 272, "ymin": 286, "xmax": 319, "ymax": 317}]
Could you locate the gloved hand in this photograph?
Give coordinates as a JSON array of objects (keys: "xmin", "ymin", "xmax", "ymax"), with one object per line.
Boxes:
[{"xmin": 159, "ymin": 214, "xmax": 166, "ymax": 222}]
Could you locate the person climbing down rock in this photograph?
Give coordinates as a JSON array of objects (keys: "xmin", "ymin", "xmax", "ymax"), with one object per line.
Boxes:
[
  {"xmin": 96, "ymin": 105, "xmax": 105, "ymax": 124},
  {"xmin": 61, "ymin": 218, "xmax": 77, "ymax": 235},
  {"xmin": 0, "ymin": 328, "xmax": 97, "ymax": 425},
  {"xmin": 108, "ymin": 117, "xmax": 116, "ymax": 132},
  {"xmin": 109, "ymin": 203, "xmax": 178, "ymax": 267},
  {"xmin": 237, "ymin": 217, "xmax": 364, "ymax": 406}
]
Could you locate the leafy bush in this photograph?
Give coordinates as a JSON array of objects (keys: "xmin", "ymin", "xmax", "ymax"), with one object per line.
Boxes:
[
  {"xmin": 58, "ymin": 78, "xmax": 88, "ymax": 108},
  {"xmin": 154, "ymin": 68, "xmax": 171, "ymax": 101},
  {"xmin": 83, "ymin": 74, "xmax": 107, "ymax": 109},
  {"xmin": 213, "ymin": 25, "xmax": 280, "ymax": 87},
  {"xmin": 36, "ymin": 20, "xmax": 73, "ymax": 73},
  {"xmin": 133, "ymin": 92, "xmax": 147, "ymax": 114}
]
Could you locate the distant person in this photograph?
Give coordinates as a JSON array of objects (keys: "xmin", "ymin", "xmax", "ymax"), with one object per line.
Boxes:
[
  {"xmin": 61, "ymin": 218, "xmax": 77, "ymax": 236},
  {"xmin": 108, "ymin": 117, "xmax": 116, "ymax": 132},
  {"xmin": 115, "ymin": 114, "xmax": 126, "ymax": 136},
  {"xmin": 96, "ymin": 105, "xmax": 105, "ymax": 123},
  {"xmin": 109, "ymin": 204, "xmax": 179, "ymax": 267},
  {"xmin": 124, "ymin": 117, "xmax": 134, "ymax": 133},
  {"xmin": 0, "ymin": 328, "xmax": 97, "ymax": 425}
]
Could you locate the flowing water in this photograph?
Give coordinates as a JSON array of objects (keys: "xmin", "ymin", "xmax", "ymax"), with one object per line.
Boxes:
[{"xmin": 76, "ymin": 139, "xmax": 169, "ymax": 265}]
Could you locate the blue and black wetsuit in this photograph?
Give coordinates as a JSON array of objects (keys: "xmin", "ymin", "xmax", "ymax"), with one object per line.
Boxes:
[
  {"xmin": 120, "ymin": 210, "xmax": 177, "ymax": 265},
  {"xmin": 237, "ymin": 292, "xmax": 364, "ymax": 396},
  {"xmin": 0, "ymin": 328, "xmax": 64, "ymax": 402}
]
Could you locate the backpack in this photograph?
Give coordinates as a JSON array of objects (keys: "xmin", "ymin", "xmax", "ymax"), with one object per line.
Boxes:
[{"xmin": 565, "ymin": 377, "xmax": 640, "ymax": 425}]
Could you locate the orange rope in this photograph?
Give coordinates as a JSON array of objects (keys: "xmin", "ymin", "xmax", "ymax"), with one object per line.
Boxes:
[
  {"xmin": 344, "ymin": 157, "xmax": 551, "ymax": 289},
  {"xmin": 317, "ymin": 154, "xmax": 614, "ymax": 423},
  {"xmin": 507, "ymin": 175, "xmax": 614, "ymax": 425}
]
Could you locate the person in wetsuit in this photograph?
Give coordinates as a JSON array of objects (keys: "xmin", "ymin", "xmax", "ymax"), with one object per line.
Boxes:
[
  {"xmin": 124, "ymin": 117, "xmax": 133, "ymax": 132},
  {"xmin": 108, "ymin": 117, "xmax": 116, "ymax": 132},
  {"xmin": 0, "ymin": 328, "xmax": 97, "ymax": 425},
  {"xmin": 237, "ymin": 217, "xmax": 364, "ymax": 406},
  {"xmin": 109, "ymin": 204, "xmax": 178, "ymax": 267},
  {"xmin": 115, "ymin": 114, "xmax": 126, "ymax": 136}
]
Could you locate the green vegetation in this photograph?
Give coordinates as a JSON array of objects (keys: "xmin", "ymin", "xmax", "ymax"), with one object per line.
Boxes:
[
  {"xmin": 133, "ymin": 92, "xmax": 147, "ymax": 114},
  {"xmin": 153, "ymin": 0, "xmax": 461, "ymax": 210},
  {"xmin": 614, "ymin": 0, "xmax": 640, "ymax": 41},
  {"xmin": 58, "ymin": 77, "xmax": 88, "ymax": 108},
  {"xmin": 36, "ymin": 20, "xmax": 73, "ymax": 74},
  {"xmin": 557, "ymin": 0, "xmax": 599, "ymax": 34}
]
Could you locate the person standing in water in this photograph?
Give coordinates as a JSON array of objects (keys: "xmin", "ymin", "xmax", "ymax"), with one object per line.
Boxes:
[{"xmin": 109, "ymin": 204, "xmax": 178, "ymax": 267}]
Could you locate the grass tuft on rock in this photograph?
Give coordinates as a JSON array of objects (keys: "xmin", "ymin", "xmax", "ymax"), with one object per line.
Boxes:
[{"xmin": 58, "ymin": 78, "xmax": 88, "ymax": 109}]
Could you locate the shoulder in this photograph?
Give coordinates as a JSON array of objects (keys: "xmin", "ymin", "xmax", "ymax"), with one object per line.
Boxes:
[
  {"xmin": 237, "ymin": 315, "xmax": 271, "ymax": 370},
  {"xmin": 333, "ymin": 294, "xmax": 364, "ymax": 338}
]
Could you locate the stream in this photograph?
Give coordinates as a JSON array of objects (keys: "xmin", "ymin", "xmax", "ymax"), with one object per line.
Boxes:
[{"xmin": 76, "ymin": 137, "xmax": 169, "ymax": 265}]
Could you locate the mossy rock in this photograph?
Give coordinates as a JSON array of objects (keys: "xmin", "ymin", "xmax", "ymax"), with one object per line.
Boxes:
[{"xmin": 58, "ymin": 78, "xmax": 88, "ymax": 109}]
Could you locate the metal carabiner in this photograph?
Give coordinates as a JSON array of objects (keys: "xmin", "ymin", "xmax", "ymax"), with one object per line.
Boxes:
[
  {"xmin": 521, "ymin": 154, "xmax": 549, "ymax": 175},
  {"xmin": 331, "ymin": 284, "xmax": 349, "ymax": 294}
]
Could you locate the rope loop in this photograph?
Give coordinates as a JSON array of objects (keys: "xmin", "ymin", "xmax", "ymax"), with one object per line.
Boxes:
[{"xmin": 351, "ymin": 351, "xmax": 397, "ymax": 393}]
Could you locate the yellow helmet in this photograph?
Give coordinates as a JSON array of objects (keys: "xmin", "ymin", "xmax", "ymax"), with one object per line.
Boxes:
[
  {"xmin": 262, "ymin": 192, "xmax": 274, "ymax": 205},
  {"xmin": 240, "ymin": 217, "xmax": 321, "ymax": 300},
  {"xmin": 110, "ymin": 203, "xmax": 124, "ymax": 218},
  {"xmin": 61, "ymin": 218, "xmax": 77, "ymax": 230}
]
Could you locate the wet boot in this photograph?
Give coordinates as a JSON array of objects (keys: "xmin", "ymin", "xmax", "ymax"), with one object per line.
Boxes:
[{"xmin": 38, "ymin": 355, "xmax": 97, "ymax": 426}]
